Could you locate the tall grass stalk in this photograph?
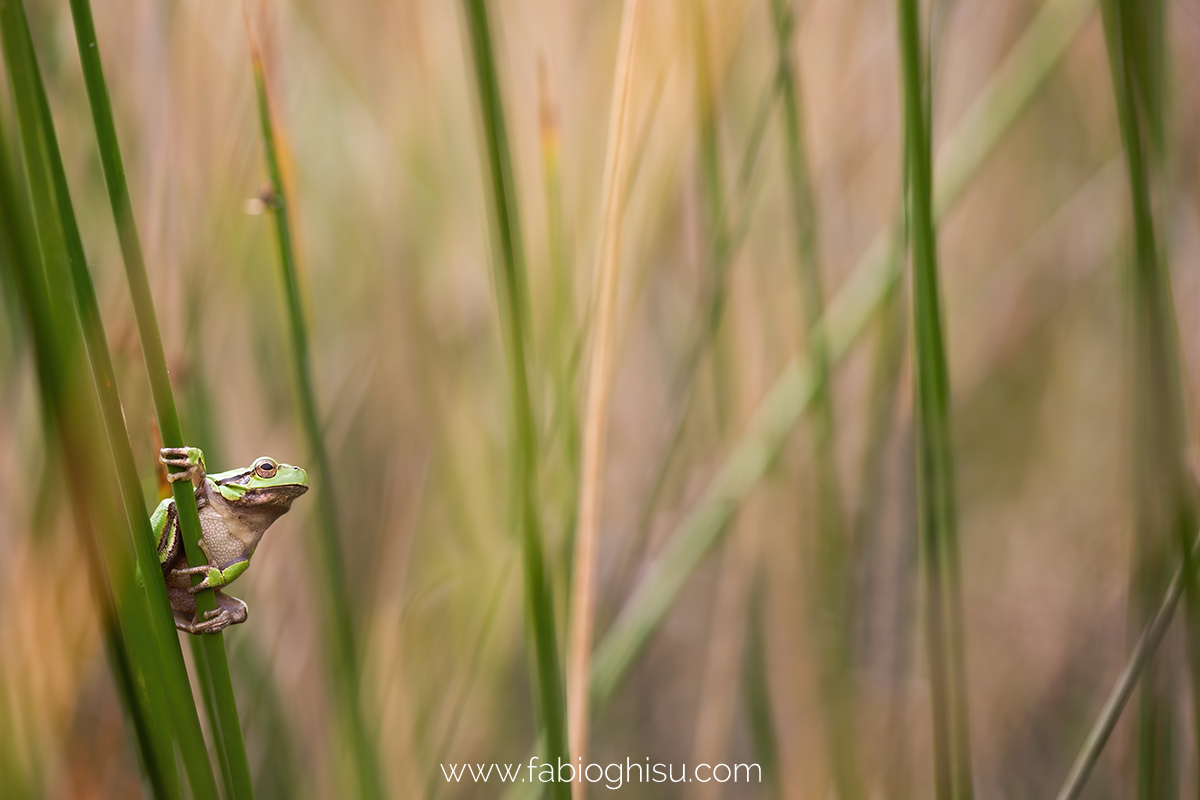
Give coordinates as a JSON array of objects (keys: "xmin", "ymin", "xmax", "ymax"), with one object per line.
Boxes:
[
  {"xmin": 246, "ymin": 23, "xmax": 385, "ymax": 800},
  {"xmin": 770, "ymin": 1, "xmax": 860, "ymax": 796},
  {"xmin": 1099, "ymin": 3, "xmax": 1195, "ymax": 797},
  {"xmin": 897, "ymin": 0, "xmax": 973, "ymax": 796},
  {"xmin": 458, "ymin": 0, "xmax": 572, "ymax": 786},
  {"xmin": 566, "ymin": 1, "xmax": 640, "ymax": 793},
  {"xmin": 587, "ymin": 0, "xmax": 1094, "ymax": 711},
  {"xmin": 0, "ymin": 4, "xmax": 227, "ymax": 796},
  {"xmin": 65, "ymin": 1, "xmax": 258, "ymax": 796},
  {"xmin": 0, "ymin": 118, "xmax": 178, "ymax": 800},
  {"xmin": 459, "ymin": 1, "xmax": 569, "ymax": 794}
]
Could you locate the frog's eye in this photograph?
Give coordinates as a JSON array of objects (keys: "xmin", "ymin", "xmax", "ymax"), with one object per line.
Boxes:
[{"xmin": 255, "ymin": 460, "xmax": 277, "ymax": 479}]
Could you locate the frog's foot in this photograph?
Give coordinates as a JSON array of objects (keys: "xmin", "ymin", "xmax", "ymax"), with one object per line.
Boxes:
[
  {"xmin": 214, "ymin": 591, "xmax": 248, "ymax": 625},
  {"xmin": 175, "ymin": 608, "xmax": 232, "ymax": 635},
  {"xmin": 173, "ymin": 593, "xmax": 248, "ymax": 635},
  {"xmin": 159, "ymin": 447, "xmax": 206, "ymax": 484}
]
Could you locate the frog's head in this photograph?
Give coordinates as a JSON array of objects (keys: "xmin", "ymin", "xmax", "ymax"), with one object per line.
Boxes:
[{"xmin": 215, "ymin": 457, "xmax": 309, "ymax": 512}]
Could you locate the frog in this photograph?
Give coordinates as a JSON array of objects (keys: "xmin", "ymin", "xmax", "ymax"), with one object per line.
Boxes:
[{"xmin": 150, "ymin": 446, "xmax": 309, "ymax": 634}]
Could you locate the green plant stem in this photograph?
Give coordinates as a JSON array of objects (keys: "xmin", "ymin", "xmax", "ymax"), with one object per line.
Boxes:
[
  {"xmin": 0, "ymin": 5, "xmax": 226, "ymax": 797},
  {"xmin": 1100, "ymin": 3, "xmax": 1194, "ymax": 797},
  {"xmin": 0, "ymin": 116, "xmax": 178, "ymax": 800},
  {"xmin": 62, "ymin": 1, "xmax": 257, "ymax": 795},
  {"xmin": 248, "ymin": 35, "xmax": 385, "ymax": 800},
  {"xmin": 897, "ymin": 0, "xmax": 973, "ymax": 796},
  {"xmin": 459, "ymin": 1, "xmax": 569, "ymax": 795}
]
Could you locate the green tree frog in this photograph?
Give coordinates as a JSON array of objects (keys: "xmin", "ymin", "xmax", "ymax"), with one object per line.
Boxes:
[{"xmin": 151, "ymin": 446, "xmax": 309, "ymax": 634}]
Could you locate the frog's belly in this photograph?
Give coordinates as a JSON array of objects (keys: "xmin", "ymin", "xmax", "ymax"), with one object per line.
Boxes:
[{"xmin": 198, "ymin": 504, "xmax": 261, "ymax": 566}]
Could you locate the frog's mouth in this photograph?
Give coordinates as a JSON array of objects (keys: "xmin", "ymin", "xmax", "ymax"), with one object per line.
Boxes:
[{"xmin": 241, "ymin": 483, "xmax": 309, "ymax": 506}]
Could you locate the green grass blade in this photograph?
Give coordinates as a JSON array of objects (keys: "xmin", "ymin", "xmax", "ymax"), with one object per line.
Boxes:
[
  {"xmin": 248, "ymin": 29, "xmax": 385, "ymax": 800},
  {"xmin": 59, "ymin": 1, "xmax": 258, "ymax": 795},
  {"xmin": 0, "ymin": 5, "xmax": 225, "ymax": 797},
  {"xmin": 1099, "ymin": 2, "xmax": 1193, "ymax": 797},
  {"xmin": 459, "ymin": 1, "xmax": 569, "ymax": 795},
  {"xmin": 0, "ymin": 117, "xmax": 179, "ymax": 800},
  {"xmin": 897, "ymin": 0, "xmax": 974, "ymax": 796}
]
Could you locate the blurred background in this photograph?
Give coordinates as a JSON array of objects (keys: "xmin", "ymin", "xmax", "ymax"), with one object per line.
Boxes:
[{"xmin": 2, "ymin": 0, "xmax": 1200, "ymax": 797}]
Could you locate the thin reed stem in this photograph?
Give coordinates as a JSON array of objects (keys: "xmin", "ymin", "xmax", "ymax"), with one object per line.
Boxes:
[
  {"xmin": 459, "ymin": 2, "xmax": 570, "ymax": 796},
  {"xmin": 247, "ymin": 22, "xmax": 385, "ymax": 800},
  {"xmin": 897, "ymin": 0, "xmax": 973, "ymax": 796}
]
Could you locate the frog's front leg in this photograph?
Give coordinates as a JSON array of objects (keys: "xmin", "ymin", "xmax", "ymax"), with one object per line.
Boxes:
[
  {"xmin": 160, "ymin": 446, "xmax": 207, "ymax": 488},
  {"xmin": 174, "ymin": 592, "xmax": 248, "ymax": 635},
  {"xmin": 171, "ymin": 559, "xmax": 250, "ymax": 593}
]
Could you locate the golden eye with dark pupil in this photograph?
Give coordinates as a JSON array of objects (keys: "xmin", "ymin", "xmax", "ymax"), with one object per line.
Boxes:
[{"xmin": 255, "ymin": 461, "xmax": 277, "ymax": 479}]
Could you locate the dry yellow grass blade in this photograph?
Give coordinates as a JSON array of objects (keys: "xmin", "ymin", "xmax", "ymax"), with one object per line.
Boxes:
[{"xmin": 566, "ymin": 1, "xmax": 643, "ymax": 796}]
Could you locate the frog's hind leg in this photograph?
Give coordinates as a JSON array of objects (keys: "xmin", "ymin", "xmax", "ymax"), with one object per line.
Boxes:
[{"xmin": 170, "ymin": 588, "xmax": 247, "ymax": 634}]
